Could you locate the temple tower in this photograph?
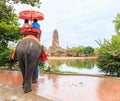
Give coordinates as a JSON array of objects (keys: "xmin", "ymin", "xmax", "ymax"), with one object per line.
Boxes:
[{"xmin": 52, "ymin": 29, "xmax": 59, "ymax": 48}]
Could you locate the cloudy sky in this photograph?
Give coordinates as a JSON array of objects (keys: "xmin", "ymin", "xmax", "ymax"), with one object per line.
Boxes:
[{"xmin": 14, "ymin": 0, "xmax": 120, "ymax": 48}]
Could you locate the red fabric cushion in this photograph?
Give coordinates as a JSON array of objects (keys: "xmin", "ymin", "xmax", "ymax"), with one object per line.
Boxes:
[{"xmin": 21, "ymin": 27, "xmax": 41, "ymax": 34}]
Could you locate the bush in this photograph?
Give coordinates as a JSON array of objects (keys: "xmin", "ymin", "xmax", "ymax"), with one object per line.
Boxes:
[
  {"xmin": 97, "ymin": 35, "xmax": 120, "ymax": 76},
  {"xmin": 0, "ymin": 48, "xmax": 18, "ymax": 68},
  {"xmin": 83, "ymin": 46, "xmax": 94, "ymax": 56}
]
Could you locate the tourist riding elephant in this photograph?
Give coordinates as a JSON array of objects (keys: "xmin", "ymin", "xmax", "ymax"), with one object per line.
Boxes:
[{"xmin": 16, "ymin": 38, "xmax": 42, "ymax": 93}]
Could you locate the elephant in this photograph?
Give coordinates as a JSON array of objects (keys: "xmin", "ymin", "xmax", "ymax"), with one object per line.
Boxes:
[{"xmin": 16, "ymin": 37, "xmax": 42, "ymax": 93}]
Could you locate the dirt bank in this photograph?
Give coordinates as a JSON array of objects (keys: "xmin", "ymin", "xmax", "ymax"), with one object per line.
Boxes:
[
  {"xmin": 0, "ymin": 82, "xmax": 53, "ymax": 101},
  {"xmin": 47, "ymin": 56, "xmax": 97, "ymax": 59},
  {"xmin": 0, "ymin": 69, "xmax": 53, "ymax": 101}
]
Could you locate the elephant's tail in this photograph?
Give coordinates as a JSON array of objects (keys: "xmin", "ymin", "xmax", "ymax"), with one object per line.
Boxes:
[
  {"xmin": 24, "ymin": 54, "xmax": 28, "ymax": 81},
  {"xmin": 23, "ymin": 42, "xmax": 30, "ymax": 81}
]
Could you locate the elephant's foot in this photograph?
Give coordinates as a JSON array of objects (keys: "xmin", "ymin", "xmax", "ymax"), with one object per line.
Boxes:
[
  {"xmin": 32, "ymin": 77, "xmax": 38, "ymax": 83},
  {"xmin": 32, "ymin": 79, "xmax": 37, "ymax": 83},
  {"xmin": 24, "ymin": 87, "xmax": 32, "ymax": 93}
]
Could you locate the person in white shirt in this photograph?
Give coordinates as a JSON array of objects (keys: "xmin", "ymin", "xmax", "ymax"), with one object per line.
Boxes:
[{"xmin": 22, "ymin": 19, "xmax": 31, "ymax": 28}]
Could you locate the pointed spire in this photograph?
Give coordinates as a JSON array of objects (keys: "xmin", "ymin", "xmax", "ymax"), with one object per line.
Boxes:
[{"xmin": 52, "ymin": 29, "xmax": 59, "ymax": 48}]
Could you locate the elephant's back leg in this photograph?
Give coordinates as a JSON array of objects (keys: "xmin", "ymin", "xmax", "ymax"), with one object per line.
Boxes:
[
  {"xmin": 23, "ymin": 52, "xmax": 40, "ymax": 93},
  {"xmin": 18, "ymin": 58, "xmax": 26, "ymax": 87},
  {"xmin": 16, "ymin": 49, "xmax": 26, "ymax": 88}
]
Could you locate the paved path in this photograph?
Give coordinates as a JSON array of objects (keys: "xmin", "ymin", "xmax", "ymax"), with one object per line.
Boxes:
[{"xmin": 0, "ymin": 70, "xmax": 120, "ymax": 101}]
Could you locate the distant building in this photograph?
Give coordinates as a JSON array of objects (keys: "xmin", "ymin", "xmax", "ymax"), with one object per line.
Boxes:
[
  {"xmin": 51, "ymin": 29, "xmax": 60, "ymax": 48},
  {"xmin": 47, "ymin": 29, "xmax": 66, "ymax": 56}
]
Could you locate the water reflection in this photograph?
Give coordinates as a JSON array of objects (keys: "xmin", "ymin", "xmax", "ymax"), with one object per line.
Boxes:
[
  {"xmin": 47, "ymin": 59, "xmax": 104, "ymax": 75},
  {"xmin": 37, "ymin": 74, "xmax": 103, "ymax": 101}
]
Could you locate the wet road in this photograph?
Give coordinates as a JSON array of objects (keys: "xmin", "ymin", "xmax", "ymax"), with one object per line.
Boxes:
[{"xmin": 0, "ymin": 70, "xmax": 120, "ymax": 101}]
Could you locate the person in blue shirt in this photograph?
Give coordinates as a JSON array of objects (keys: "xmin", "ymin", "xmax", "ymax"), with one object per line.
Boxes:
[
  {"xmin": 32, "ymin": 18, "xmax": 41, "ymax": 40},
  {"xmin": 32, "ymin": 19, "xmax": 40, "ymax": 29}
]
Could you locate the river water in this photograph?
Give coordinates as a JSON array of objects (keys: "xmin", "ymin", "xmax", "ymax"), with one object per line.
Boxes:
[{"xmin": 46, "ymin": 58, "xmax": 105, "ymax": 75}]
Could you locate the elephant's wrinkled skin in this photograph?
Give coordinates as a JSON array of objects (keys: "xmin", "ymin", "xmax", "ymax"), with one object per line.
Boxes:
[{"xmin": 16, "ymin": 38, "xmax": 41, "ymax": 93}]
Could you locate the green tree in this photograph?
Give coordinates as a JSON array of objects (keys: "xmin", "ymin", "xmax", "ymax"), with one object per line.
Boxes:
[
  {"xmin": 97, "ymin": 35, "xmax": 120, "ymax": 76},
  {"xmin": 0, "ymin": 2, "xmax": 21, "ymax": 41},
  {"xmin": 0, "ymin": 2, "xmax": 21, "ymax": 66},
  {"xmin": 83, "ymin": 46, "xmax": 94, "ymax": 56},
  {"xmin": 113, "ymin": 13, "xmax": 120, "ymax": 35},
  {"xmin": 73, "ymin": 47, "xmax": 84, "ymax": 56},
  {"xmin": 0, "ymin": 0, "xmax": 41, "ymax": 67},
  {"xmin": 66, "ymin": 46, "xmax": 95, "ymax": 56},
  {"xmin": 1, "ymin": 0, "xmax": 41, "ymax": 7}
]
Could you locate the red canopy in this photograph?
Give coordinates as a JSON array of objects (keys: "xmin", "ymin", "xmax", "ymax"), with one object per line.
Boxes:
[{"xmin": 18, "ymin": 10, "xmax": 44, "ymax": 21}]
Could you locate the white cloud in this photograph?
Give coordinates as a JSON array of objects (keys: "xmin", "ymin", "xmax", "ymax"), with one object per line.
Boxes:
[{"xmin": 14, "ymin": 0, "xmax": 120, "ymax": 48}]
